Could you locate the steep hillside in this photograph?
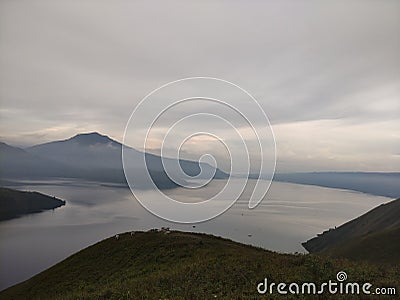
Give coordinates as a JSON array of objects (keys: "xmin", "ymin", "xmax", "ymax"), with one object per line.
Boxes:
[{"xmin": 303, "ymin": 198, "xmax": 400, "ymax": 264}]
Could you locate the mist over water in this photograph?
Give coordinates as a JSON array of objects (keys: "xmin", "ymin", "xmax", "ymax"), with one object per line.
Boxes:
[{"xmin": 0, "ymin": 179, "xmax": 391, "ymax": 290}]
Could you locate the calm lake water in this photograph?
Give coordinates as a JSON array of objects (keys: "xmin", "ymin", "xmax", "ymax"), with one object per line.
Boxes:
[{"xmin": 0, "ymin": 179, "xmax": 391, "ymax": 290}]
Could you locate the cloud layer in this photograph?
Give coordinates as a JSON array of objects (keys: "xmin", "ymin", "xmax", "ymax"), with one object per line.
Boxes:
[{"xmin": 0, "ymin": 0, "xmax": 399, "ymax": 172}]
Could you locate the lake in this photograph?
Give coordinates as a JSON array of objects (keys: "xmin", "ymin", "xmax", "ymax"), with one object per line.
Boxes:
[{"xmin": 0, "ymin": 179, "xmax": 391, "ymax": 290}]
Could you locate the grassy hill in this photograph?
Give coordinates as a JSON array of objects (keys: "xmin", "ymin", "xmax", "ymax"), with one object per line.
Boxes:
[
  {"xmin": 0, "ymin": 187, "xmax": 65, "ymax": 221},
  {"xmin": 302, "ymin": 198, "xmax": 400, "ymax": 265},
  {"xmin": 1, "ymin": 231, "xmax": 398, "ymax": 299},
  {"xmin": 323, "ymin": 227, "xmax": 400, "ymax": 265}
]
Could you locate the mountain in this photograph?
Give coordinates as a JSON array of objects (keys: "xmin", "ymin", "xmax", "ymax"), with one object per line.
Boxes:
[
  {"xmin": 0, "ymin": 142, "xmax": 77, "ymax": 179},
  {"xmin": 27, "ymin": 132, "xmax": 124, "ymax": 170},
  {"xmin": 28, "ymin": 132, "xmax": 227, "ymax": 177},
  {"xmin": 1, "ymin": 132, "xmax": 228, "ymax": 188},
  {"xmin": 1, "ymin": 231, "xmax": 398, "ymax": 299},
  {"xmin": 274, "ymin": 172, "xmax": 400, "ymax": 198},
  {"xmin": 0, "ymin": 187, "xmax": 65, "ymax": 221},
  {"xmin": 302, "ymin": 198, "xmax": 400, "ymax": 265}
]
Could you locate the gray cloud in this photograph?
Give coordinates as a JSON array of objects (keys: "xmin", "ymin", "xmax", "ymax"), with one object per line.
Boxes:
[{"xmin": 0, "ymin": 0, "xmax": 399, "ymax": 171}]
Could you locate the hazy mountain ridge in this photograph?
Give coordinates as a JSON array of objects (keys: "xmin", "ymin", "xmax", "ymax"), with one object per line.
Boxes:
[
  {"xmin": 274, "ymin": 172, "xmax": 400, "ymax": 198},
  {"xmin": 27, "ymin": 132, "xmax": 127, "ymax": 170},
  {"xmin": 0, "ymin": 132, "xmax": 228, "ymax": 188},
  {"xmin": 0, "ymin": 142, "xmax": 79, "ymax": 179}
]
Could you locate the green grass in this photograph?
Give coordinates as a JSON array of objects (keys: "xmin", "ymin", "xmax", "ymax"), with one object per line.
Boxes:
[
  {"xmin": 324, "ymin": 227, "xmax": 400, "ymax": 265},
  {"xmin": 1, "ymin": 231, "xmax": 399, "ymax": 299}
]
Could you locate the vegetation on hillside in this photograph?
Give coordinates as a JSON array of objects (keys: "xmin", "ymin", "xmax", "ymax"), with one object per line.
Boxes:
[
  {"xmin": 1, "ymin": 231, "xmax": 398, "ymax": 299},
  {"xmin": 303, "ymin": 198, "xmax": 400, "ymax": 265}
]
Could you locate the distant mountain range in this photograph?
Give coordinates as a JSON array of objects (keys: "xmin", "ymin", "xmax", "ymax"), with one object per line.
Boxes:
[
  {"xmin": 303, "ymin": 197, "xmax": 400, "ymax": 265},
  {"xmin": 0, "ymin": 132, "xmax": 228, "ymax": 189},
  {"xmin": 273, "ymin": 172, "xmax": 400, "ymax": 198}
]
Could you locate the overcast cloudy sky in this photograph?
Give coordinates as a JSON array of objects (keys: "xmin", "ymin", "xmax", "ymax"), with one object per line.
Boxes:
[{"xmin": 0, "ymin": 0, "xmax": 399, "ymax": 172}]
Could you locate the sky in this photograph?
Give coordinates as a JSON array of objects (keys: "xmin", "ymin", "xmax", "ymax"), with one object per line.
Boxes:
[{"xmin": 0, "ymin": 0, "xmax": 399, "ymax": 172}]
